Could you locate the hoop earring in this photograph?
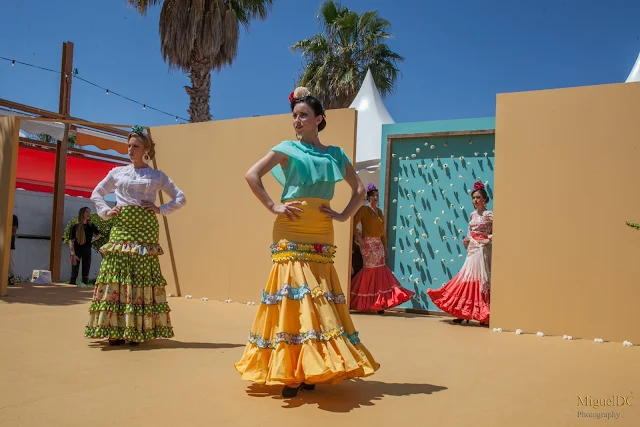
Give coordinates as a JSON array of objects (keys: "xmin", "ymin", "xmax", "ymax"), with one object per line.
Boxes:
[{"xmin": 142, "ymin": 152, "xmax": 152, "ymax": 165}]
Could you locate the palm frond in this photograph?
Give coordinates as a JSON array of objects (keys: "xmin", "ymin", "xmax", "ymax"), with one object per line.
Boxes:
[
  {"xmin": 131, "ymin": 0, "xmax": 273, "ymax": 121},
  {"xmin": 217, "ymin": 6, "xmax": 240, "ymax": 68},
  {"xmin": 291, "ymin": 0, "xmax": 404, "ymax": 107},
  {"xmin": 231, "ymin": 0, "xmax": 273, "ymax": 28},
  {"xmin": 125, "ymin": 0, "xmax": 163, "ymax": 14}
]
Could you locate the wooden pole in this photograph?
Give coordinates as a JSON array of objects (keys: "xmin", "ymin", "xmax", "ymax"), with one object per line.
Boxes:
[
  {"xmin": 0, "ymin": 117, "xmax": 19, "ymax": 297},
  {"xmin": 0, "ymin": 99, "xmax": 131, "ymax": 138},
  {"xmin": 49, "ymin": 41, "xmax": 73, "ymax": 282},
  {"xmin": 146, "ymin": 127, "xmax": 182, "ymax": 297}
]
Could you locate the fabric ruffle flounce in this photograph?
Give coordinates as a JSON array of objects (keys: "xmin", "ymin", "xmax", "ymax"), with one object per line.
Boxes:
[
  {"xmin": 350, "ymin": 266, "xmax": 415, "ymax": 312},
  {"xmin": 85, "ymin": 206, "xmax": 172, "ymax": 343},
  {"xmin": 99, "ymin": 241, "xmax": 164, "ymax": 257},
  {"xmin": 234, "ymin": 258, "xmax": 379, "ymax": 386},
  {"xmin": 269, "ymin": 140, "xmax": 350, "ymax": 187},
  {"xmin": 427, "ymin": 277, "xmax": 490, "ymax": 323}
]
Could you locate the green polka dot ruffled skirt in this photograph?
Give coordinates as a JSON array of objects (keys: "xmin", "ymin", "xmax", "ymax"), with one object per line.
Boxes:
[{"xmin": 84, "ymin": 206, "xmax": 174, "ymax": 342}]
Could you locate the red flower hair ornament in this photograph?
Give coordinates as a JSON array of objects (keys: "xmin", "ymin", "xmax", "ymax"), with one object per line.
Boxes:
[
  {"xmin": 473, "ymin": 182, "xmax": 485, "ymax": 191},
  {"xmin": 289, "ymin": 87, "xmax": 312, "ymax": 104}
]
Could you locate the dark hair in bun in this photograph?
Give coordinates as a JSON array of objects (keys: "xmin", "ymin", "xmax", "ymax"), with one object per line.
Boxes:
[
  {"xmin": 289, "ymin": 87, "xmax": 327, "ymax": 132},
  {"xmin": 471, "ymin": 188, "xmax": 489, "ymax": 202},
  {"xmin": 471, "ymin": 182, "xmax": 489, "ymax": 202}
]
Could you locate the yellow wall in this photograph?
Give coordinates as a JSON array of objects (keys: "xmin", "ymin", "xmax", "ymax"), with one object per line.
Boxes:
[
  {"xmin": 0, "ymin": 117, "xmax": 19, "ymax": 297},
  {"xmin": 150, "ymin": 109, "xmax": 358, "ymax": 304},
  {"xmin": 492, "ymin": 82, "xmax": 640, "ymax": 343}
]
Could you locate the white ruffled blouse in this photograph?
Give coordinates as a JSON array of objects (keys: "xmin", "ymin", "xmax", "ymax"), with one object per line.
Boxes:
[{"xmin": 91, "ymin": 165, "xmax": 186, "ymax": 220}]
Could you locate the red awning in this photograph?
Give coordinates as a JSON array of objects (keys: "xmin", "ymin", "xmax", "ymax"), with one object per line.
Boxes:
[{"xmin": 16, "ymin": 146, "xmax": 124, "ymax": 199}]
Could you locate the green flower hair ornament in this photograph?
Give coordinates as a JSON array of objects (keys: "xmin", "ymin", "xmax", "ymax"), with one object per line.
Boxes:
[
  {"xmin": 131, "ymin": 125, "xmax": 145, "ymax": 136},
  {"xmin": 626, "ymin": 221, "xmax": 640, "ymax": 231}
]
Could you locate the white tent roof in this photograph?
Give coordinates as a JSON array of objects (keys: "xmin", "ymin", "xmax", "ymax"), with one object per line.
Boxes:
[
  {"xmin": 349, "ymin": 69, "xmax": 395, "ymax": 164},
  {"xmin": 0, "ymin": 109, "xmax": 68, "ymax": 141},
  {"xmin": 626, "ymin": 52, "xmax": 640, "ymax": 83}
]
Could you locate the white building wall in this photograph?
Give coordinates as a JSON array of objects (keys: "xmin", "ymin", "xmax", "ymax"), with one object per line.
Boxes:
[{"xmin": 11, "ymin": 190, "xmax": 114, "ymax": 282}]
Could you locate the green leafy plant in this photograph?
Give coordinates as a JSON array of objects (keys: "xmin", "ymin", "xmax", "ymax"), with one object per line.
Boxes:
[
  {"xmin": 8, "ymin": 275, "xmax": 23, "ymax": 286},
  {"xmin": 63, "ymin": 213, "xmax": 114, "ymax": 249},
  {"xmin": 626, "ymin": 221, "xmax": 640, "ymax": 230}
]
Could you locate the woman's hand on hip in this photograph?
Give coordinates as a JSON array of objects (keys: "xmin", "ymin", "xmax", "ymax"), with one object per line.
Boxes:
[
  {"xmin": 320, "ymin": 204, "xmax": 348, "ymax": 222},
  {"xmin": 105, "ymin": 206, "xmax": 121, "ymax": 218},
  {"xmin": 272, "ymin": 201, "xmax": 303, "ymax": 220},
  {"xmin": 141, "ymin": 201, "xmax": 160, "ymax": 214}
]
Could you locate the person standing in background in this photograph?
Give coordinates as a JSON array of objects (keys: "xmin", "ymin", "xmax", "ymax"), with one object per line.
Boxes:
[
  {"xmin": 8, "ymin": 214, "xmax": 18, "ymax": 283},
  {"xmin": 68, "ymin": 207, "xmax": 101, "ymax": 287}
]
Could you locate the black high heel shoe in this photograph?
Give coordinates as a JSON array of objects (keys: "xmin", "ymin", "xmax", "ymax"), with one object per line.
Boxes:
[
  {"xmin": 301, "ymin": 383, "xmax": 315, "ymax": 391},
  {"xmin": 108, "ymin": 339, "xmax": 125, "ymax": 346},
  {"xmin": 282, "ymin": 384, "xmax": 302, "ymax": 398},
  {"xmin": 452, "ymin": 318, "xmax": 464, "ymax": 324}
]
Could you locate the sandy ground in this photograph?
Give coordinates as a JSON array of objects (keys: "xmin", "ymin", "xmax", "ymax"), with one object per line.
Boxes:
[{"xmin": 1, "ymin": 284, "xmax": 638, "ymax": 427}]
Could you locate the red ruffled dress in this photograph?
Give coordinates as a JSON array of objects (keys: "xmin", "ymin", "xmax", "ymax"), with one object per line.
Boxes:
[
  {"xmin": 349, "ymin": 205, "xmax": 415, "ymax": 311},
  {"xmin": 427, "ymin": 210, "xmax": 493, "ymax": 323}
]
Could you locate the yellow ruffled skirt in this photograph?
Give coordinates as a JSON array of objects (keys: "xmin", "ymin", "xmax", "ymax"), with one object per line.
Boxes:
[{"xmin": 234, "ymin": 198, "xmax": 380, "ymax": 385}]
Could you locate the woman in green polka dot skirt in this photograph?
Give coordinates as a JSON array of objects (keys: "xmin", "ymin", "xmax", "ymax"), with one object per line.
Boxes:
[{"xmin": 87, "ymin": 126, "xmax": 186, "ymax": 346}]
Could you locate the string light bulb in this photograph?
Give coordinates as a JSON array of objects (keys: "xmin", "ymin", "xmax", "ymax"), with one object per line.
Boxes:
[{"xmin": 0, "ymin": 56, "xmax": 188, "ymax": 122}]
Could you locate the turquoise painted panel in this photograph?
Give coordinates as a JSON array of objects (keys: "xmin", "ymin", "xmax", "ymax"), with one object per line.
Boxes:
[
  {"xmin": 379, "ymin": 118, "xmax": 495, "ymax": 311},
  {"xmin": 380, "ymin": 117, "xmax": 495, "ymax": 208}
]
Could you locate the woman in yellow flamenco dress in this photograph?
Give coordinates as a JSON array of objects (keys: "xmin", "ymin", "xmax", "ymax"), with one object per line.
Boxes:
[{"xmin": 235, "ymin": 87, "xmax": 380, "ymax": 398}]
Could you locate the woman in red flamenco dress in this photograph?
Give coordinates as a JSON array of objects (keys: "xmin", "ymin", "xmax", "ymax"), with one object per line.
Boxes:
[
  {"xmin": 350, "ymin": 184, "xmax": 415, "ymax": 314},
  {"xmin": 427, "ymin": 182, "xmax": 493, "ymax": 325}
]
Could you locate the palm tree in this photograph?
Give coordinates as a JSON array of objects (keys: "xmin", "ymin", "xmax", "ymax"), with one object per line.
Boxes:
[
  {"xmin": 127, "ymin": 0, "xmax": 273, "ymax": 122},
  {"xmin": 291, "ymin": 0, "xmax": 404, "ymax": 109}
]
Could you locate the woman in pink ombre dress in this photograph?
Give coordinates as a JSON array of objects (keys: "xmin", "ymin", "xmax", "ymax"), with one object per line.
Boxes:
[
  {"xmin": 350, "ymin": 184, "xmax": 415, "ymax": 314},
  {"xmin": 427, "ymin": 182, "xmax": 493, "ymax": 325}
]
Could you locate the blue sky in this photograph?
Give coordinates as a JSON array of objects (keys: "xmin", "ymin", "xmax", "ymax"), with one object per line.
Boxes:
[{"xmin": 1, "ymin": 0, "xmax": 638, "ymax": 127}]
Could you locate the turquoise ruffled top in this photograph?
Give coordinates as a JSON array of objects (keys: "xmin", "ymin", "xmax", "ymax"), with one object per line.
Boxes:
[{"xmin": 270, "ymin": 140, "xmax": 351, "ymax": 202}]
